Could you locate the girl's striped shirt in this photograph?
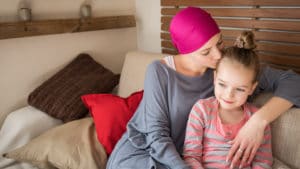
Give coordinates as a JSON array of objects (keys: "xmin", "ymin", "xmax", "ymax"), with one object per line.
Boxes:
[{"xmin": 183, "ymin": 96, "xmax": 272, "ymax": 169}]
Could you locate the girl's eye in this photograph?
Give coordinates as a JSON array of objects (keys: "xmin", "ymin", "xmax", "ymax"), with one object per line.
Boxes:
[
  {"xmin": 218, "ymin": 82, "xmax": 225, "ymax": 87},
  {"xmin": 236, "ymin": 88, "xmax": 245, "ymax": 92}
]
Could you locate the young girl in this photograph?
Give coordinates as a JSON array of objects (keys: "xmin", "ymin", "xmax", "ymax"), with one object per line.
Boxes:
[{"xmin": 183, "ymin": 31, "xmax": 272, "ymax": 169}]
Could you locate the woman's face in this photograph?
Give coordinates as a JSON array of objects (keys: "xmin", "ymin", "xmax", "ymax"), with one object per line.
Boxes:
[{"xmin": 189, "ymin": 33, "xmax": 224, "ymax": 69}]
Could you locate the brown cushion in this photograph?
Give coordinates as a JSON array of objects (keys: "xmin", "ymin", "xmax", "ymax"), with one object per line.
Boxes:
[
  {"xmin": 28, "ymin": 53, "xmax": 120, "ymax": 122},
  {"xmin": 3, "ymin": 118, "xmax": 107, "ymax": 169}
]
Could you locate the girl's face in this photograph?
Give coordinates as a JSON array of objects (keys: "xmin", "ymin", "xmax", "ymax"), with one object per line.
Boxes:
[
  {"xmin": 214, "ymin": 58, "xmax": 257, "ymax": 112},
  {"xmin": 188, "ymin": 33, "xmax": 224, "ymax": 69}
]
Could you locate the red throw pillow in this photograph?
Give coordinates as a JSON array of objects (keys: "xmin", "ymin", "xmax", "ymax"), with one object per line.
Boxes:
[{"xmin": 81, "ymin": 90, "xmax": 143, "ymax": 155}]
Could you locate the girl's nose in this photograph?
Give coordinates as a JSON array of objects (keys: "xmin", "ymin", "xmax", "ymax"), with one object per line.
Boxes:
[{"xmin": 225, "ymin": 88, "xmax": 234, "ymax": 98}]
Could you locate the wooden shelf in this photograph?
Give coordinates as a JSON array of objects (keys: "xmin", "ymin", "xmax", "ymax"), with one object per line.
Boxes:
[{"xmin": 0, "ymin": 15, "xmax": 136, "ymax": 40}]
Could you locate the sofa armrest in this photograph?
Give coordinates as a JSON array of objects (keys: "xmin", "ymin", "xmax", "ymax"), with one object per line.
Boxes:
[
  {"xmin": 253, "ymin": 93, "xmax": 300, "ymax": 168},
  {"xmin": 272, "ymin": 157, "xmax": 292, "ymax": 169}
]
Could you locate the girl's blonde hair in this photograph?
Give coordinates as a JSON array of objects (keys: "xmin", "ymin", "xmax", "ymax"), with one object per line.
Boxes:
[{"xmin": 219, "ymin": 31, "xmax": 260, "ymax": 83}]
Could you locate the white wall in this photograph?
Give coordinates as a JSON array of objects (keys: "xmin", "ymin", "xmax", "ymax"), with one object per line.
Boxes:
[
  {"xmin": 135, "ymin": 0, "xmax": 161, "ymax": 53},
  {"xmin": 0, "ymin": 0, "xmax": 137, "ymax": 118}
]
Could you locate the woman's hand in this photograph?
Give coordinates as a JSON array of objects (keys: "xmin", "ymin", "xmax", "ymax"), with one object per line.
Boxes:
[{"xmin": 226, "ymin": 115, "xmax": 267, "ymax": 169}]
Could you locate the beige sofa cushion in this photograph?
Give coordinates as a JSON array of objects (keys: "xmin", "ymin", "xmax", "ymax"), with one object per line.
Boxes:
[
  {"xmin": 273, "ymin": 158, "xmax": 291, "ymax": 169},
  {"xmin": 253, "ymin": 93, "xmax": 300, "ymax": 168},
  {"xmin": 271, "ymin": 107, "xmax": 300, "ymax": 169},
  {"xmin": 117, "ymin": 51, "xmax": 164, "ymax": 97},
  {"xmin": 3, "ymin": 118, "xmax": 107, "ymax": 169}
]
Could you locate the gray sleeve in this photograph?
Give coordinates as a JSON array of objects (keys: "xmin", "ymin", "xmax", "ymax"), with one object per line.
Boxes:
[
  {"xmin": 137, "ymin": 62, "xmax": 190, "ymax": 169},
  {"xmin": 256, "ymin": 66, "xmax": 300, "ymax": 107}
]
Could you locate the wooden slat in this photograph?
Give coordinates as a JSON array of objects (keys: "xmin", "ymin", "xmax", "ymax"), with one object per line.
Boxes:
[
  {"xmin": 257, "ymin": 43, "xmax": 300, "ymax": 56},
  {"xmin": 259, "ymin": 53, "xmax": 300, "ymax": 68},
  {"xmin": 208, "ymin": 8, "xmax": 300, "ymax": 19},
  {"xmin": 261, "ymin": 63, "xmax": 300, "ymax": 73},
  {"xmin": 161, "ymin": 40, "xmax": 300, "ymax": 57},
  {"xmin": 161, "ymin": 40, "xmax": 300, "ymax": 69},
  {"xmin": 164, "ymin": 39, "xmax": 300, "ymax": 57},
  {"xmin": 162, "ymin": 8, "xmax": 300, "ymax": 19},
  {"xmin": 254, "ymin": 31, "xmax": 300, "ymax": 43},
  {"xmin": 161, "ymin": 32, "xmax": 171, "ymax": 40},
  {"xmin": 221, "ymin": 30, "xmax": 300, "ymax": 43},
  {"xmin": 162, "ymin": 31, "xmax": 300, "ymax": 44},
  {"xmin": 216, "ymin": 19, "xmax": 300, "ymax": 32},
  {"xmin": 161, "ymin": 0, "xmax": 300, "ymax": 6},
  {"xmin": 161, "ymin": 40, "xmax": 174, "ymax": 49},
  {"xmin": 224, "ymin": 39, "xmax": 300, "ymax": 56},
  {"xmin": 0, "ymin": 15, "xmax": 136, "ymax": 40},
  {"xmin": 162, "ymin": 17, "xmax": 300, "ymax": 32},
  {"xmin": 162, "ymin": 48, "xmax": 178, "ymax": 55}
]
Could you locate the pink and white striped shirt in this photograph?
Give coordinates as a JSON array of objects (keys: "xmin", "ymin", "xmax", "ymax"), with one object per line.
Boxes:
[{"xmin": 183, "ymin": 97, "xmax": 272, "ymax": 169}]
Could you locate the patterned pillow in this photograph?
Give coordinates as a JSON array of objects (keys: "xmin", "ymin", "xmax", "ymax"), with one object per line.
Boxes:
[{"xmin": 28, "ymin": 53, "xmax": 120, "ymax": 122}]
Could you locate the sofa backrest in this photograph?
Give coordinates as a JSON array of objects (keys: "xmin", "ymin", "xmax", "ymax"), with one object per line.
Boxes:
[{"xmin": 117, "ymin": 50, "xmax": 164, "ymax": 97}]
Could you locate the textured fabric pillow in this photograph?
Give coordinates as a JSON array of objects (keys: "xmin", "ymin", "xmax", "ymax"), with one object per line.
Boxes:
[
  {"xmin": 3, "ymin": 118, "xmax": 107, "ymax": 169},
  {"xmin": 81, "ymin": 90, "xmax": 143, "ymax": 155},
  {"xmin": 28, "ymin": 53, "xmax": 120, "ymax": 122},
  {"xmin": 0, "ymin": 106, "xmax": 62, "ymax": 169}
]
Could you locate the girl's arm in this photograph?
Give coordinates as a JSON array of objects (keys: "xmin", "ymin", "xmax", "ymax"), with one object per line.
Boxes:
[
  {"xmin": 227, "ymin": 67, "xmax": 299, "ymax": 168},
  {"xmin": 183, "ymin": 102, "xmax": 206, "ymax": 169}
]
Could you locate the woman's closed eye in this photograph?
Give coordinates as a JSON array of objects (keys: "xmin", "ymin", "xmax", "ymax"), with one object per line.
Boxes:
[
  {"xmin": 201, "ymin": 50, "xmax": 210, "ymax": 56},
  {"xmin": 217, "ymin": 40, "xmax": 223, "ymax": 46}
]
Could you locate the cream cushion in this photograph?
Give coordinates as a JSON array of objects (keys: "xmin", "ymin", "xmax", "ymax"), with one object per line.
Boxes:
[
  {"xmin": 117, "ymin": 50, "xmax": 164, "ymax": 97},
  {"xmin": 3, "ymin": 118, "xmax": 107, "ymax": 169},
  {"xmin": 0, "ymin": 106, "xmax": 62, "ymax": 169}
]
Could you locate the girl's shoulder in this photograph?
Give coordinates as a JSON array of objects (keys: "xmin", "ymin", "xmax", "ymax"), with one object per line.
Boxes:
[
  {"xmin": 193, "ymin": 97, "xmax": 218, "ymax": 113},
  {"xmin": 244, "ymin": 102, "xmax": 259, "ymax": 115}
]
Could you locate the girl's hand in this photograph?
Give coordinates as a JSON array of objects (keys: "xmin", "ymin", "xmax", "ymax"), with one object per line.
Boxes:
[{"xmin": 226, "ymin": 116, "xmax": 266, "ymax": 169}]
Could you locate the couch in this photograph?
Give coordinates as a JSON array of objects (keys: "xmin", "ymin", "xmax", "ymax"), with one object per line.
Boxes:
[{"xmin": 0, "ymin": 50, "xmax": 299, "ymax": 169}]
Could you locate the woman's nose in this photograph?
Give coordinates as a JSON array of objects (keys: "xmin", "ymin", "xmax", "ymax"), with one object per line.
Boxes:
[{"xmin": 212, "ymin": 47, "xmax": 222, "ymax": 60}]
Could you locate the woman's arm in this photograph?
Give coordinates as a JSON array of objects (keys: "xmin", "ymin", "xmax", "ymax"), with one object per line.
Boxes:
[
  {"xmin": 227, "ymin": 67, "xmax": 300, "ymax": 169},
  {"xmin": 127, "ymin": 61, "xmax": 189, "ymax": 169}
]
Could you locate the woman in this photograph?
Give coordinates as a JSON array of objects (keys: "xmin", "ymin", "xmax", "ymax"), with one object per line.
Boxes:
[{"xmin": 106, "ymin": 7, "xmax": 300, "ymax": 169}]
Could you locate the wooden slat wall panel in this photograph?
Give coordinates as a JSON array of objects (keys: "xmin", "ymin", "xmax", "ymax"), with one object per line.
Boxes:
[
  {"xmin": 161, "ymin": 0, "xmax": 300, "ymax": 6},
  {"xmin": 162, "ymin": 30, "xmax": 300, "ymax": 44},
  {"xmin": 162, "ymin": 8, "xmax": 300, "ymax": 19},
  {"xmin": 161, "ymin": 0, "xmax": 300, "ymax": 72},
  {"xmin": 162, "ymin": 17, "xmax": 300, "ymax": 32}
]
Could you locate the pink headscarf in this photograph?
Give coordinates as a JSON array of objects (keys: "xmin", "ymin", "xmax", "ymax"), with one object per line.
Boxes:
[{"xmin": 170, "ymin": 7, "xmax": 220, "ymax": 54}]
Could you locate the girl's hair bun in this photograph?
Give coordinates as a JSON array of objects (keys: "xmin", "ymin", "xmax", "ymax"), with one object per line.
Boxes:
[{"xmin": 234, "ymin": 31, "xmax": 256, "ymax": 50}]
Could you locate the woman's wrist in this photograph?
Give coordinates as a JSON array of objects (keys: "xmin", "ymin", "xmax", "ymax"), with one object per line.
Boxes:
[{"xmin": 250, "ymin": 112, "xmax": 269, "ymax": 129}]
